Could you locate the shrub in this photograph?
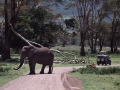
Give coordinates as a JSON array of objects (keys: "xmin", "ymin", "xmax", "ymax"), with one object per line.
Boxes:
[
  {"xmin": 75, "ymin": 67, "xmax": 120, "ymax": 75},
  {"xmin": 0, "ymin": 67, "xmax": 12, "ymax": 76}
]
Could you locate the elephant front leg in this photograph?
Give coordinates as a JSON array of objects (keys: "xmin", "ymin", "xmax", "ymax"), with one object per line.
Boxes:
[
  {"xmin": 29, "ymin": 61, "xmax": 36, "ymax": 75},
  {"xmin": 40, "ymin": 65, "xmax": 46, "ymax": 74},
  {"xmin": 48, "ymin": 65, "xmax": 53, "ymax": 74}
]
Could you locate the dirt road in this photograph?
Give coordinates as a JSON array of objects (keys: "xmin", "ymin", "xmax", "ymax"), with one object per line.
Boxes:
[
  {"xmin": 0, "ymin": 64, "xmax": 120, "ymax": 90},
  {"xmin": 0, "ymin": 66, "xmax": 82, "ymax": 90}
]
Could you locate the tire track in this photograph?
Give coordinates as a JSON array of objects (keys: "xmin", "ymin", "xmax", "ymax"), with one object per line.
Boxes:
[{"xmin": 61, "ymin": 73, "xmax": 82, "ymax": 90}]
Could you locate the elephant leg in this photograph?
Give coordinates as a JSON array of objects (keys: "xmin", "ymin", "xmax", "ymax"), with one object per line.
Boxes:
[
  {"xmin": 29, "ymin": 61, "xmax": 36, "ymax": 75},
  {"xmin": 40, "ymin": 65, "xmax": 46, "ymax": 74},
  {"xmin": 48, "ymin": 65, "xmax": 52, "ymax": 74}
]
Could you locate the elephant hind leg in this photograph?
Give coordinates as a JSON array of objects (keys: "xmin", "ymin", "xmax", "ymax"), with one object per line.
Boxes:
[
  {"xmin": 48, "ymin": 65, "xmax": 53, "ymax": 74},
  {"xmin": 40, "ymin": 65, "xmax": 46, "ymax": 74}
]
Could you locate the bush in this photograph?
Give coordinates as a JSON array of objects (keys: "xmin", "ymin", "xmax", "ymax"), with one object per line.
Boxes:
[
  {"xmin": 0, "ymin": 67, "xmax": 12, "ymax": 76},
  {"xmin": 73, "ymin": 67, "xmax": 120, "ymax": 75},
  {"xmin": 0, "ymin": 67, "xmax": 11, "ymax": 72}
]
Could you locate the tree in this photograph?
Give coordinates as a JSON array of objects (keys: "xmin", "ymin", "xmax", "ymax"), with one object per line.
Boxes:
[
  {"xmin": 65, "ymin": 0, "xmax": 102, "ymax": 56},
  {"xmin": 1, "ymin": 0, "xmax": 31, "ymax": 60},
  {"xmin": 102, "ymin": 0, "xmax": 120, "ymax": 53},
  {"xmin": 1, "ymin": 0, "xmax": 49, "ymax": 60},
  {"xmin": 87, "ymin": 0, "xmax": 108, "ymax": 53}
]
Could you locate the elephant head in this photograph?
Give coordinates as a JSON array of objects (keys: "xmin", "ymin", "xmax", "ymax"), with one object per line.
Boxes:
[{"xmin": 14, "ymin": 46, "xmax": 35, "ymax": 70}]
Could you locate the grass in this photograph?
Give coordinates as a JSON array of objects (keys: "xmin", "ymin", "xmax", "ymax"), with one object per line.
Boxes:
[
  {"xmin": 0, "ymin": 62, "xmax": 26, "ymax": 87},
  {"xmin": 0, "ymin": 61, "xmax": 41, "ymax": 87},
  {"xmin": 52, "ymin": 45, "xmax": 120, "ymax": 64},
  {"xmin": 70, "ymin": 67, "xmax": 120, "ymax": 90},
  {"xmin": 0, "ymin": 45, "xmax": 120, "ymax": 88},
  {"xmin": 53, "ymin": 45, "xmax": 120, "ymax": 90}
]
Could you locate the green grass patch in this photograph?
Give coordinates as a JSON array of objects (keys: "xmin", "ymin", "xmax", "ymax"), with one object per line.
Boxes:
[
  {"xmin": 0, "ymin": 61, "xmax": 41, "ymax": 87},
  {"xmin": 78, "ymin": 67, "xmax": 120, "ymax": 75},
  {"xmin": 0, "ymin": 45, "xmax": 120, "ymax": 87},
  {"xmin": 52, "ymin": 45, "xmax": 120, "ymax": 64},
  {"xmin": 70, "ymin": 67, "xmax": 120, "ymax": 90}
]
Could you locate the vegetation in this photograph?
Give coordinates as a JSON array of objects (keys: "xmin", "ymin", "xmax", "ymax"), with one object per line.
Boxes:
[
  {"xmin": 52, "ymin": 45, "xmax": 120, "ymax": 64},
  {"xmin": 0, "ymin": 61, "xmax": 28, "ymax": 87},
  {"xmin": 0, "ymin": 45, "xmax": 120, "ymax": 88},
  {"xmin": 0, "ymin": 0, "xmax": 120, "ymax": 60},
  {"xmin": 0, "ymin": 0, "xmax": 120, "ymax": 89},
  {"xmin": 70, "ymin": 67, "xmax": 120, "ymax": 90},
  {"xmin": 0, "ymin": 61, "xmax": 42, "ymax": 87}
]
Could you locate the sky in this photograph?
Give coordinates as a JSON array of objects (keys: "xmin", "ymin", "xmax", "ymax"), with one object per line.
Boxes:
[
  {"xmin": 39, "ymin": 0, "xmax": 77, "ymax": 19},
  {"xmin": 0, "ymin": 0, "xmax": 76, "ymax": 20}
]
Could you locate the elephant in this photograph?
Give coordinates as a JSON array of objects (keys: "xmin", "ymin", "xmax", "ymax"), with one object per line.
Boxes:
[{"xmin": 14, "ymin": 46, "xmax": 54, "ymax": 74}]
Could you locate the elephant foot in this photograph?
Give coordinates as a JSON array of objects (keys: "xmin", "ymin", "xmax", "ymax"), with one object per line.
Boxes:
[
  {"xmin": 48, "ymin": 72, "xmax": 52, "ymax": 74},
  {"xmin": 29, "ymin": 72, "xmax": 35, "ymax": 75}
]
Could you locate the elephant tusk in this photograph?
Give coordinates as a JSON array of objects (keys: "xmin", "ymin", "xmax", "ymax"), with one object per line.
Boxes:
[{"xmin": 13, "ymin": 63, "xmax": 24, "ymax": 70}]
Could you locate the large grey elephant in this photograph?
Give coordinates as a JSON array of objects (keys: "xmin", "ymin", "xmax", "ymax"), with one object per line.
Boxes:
[{"xmin": 14, "ymin": 46, "xmax": 54, "ymax": 74}]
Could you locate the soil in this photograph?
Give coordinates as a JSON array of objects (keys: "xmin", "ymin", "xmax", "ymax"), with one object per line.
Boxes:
[
  {"xmin": 62, "ymin": 73, "xmax": 83, "ymax": 90},
  {"xmin": 0, "ymin": 66, "xmax": 83, "ymax": 90},
  {"xmin": 0, "ymin": 64, "xmax": 120, "ymax": 90}
]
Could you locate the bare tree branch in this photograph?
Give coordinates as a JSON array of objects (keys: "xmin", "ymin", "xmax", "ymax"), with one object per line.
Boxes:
[
  {"xmin": 8, "ymin": 22, "xmax": 70, "ymax": 60},
  {"xmin": 8, "ymin": 22, "xmax": 33, "ymax": 46}
]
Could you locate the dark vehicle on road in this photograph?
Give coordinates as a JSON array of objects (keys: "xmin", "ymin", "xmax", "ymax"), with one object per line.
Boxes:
[{"xmin": 97, "ymin": 55, "xmax": 111, "ymax": 65}]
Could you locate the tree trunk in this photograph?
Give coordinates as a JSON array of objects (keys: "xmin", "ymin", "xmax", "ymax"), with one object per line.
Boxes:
[
  {"xmin": 80, "ymin": 32, "xmax": 86, "ymax": 56},
  {"xmin": 110, "ymin": 19, "xmax": 118, "ymax": 53},
  {"xmin": 110, "ymin": 21, "xmax": 114, "ymax": 53},
  {"xmin": 0, "ymin": 22, "xmax": 4, "ymax": 55},
  {"xmin": 93, "ymin": 33, "xmax": 97, "ymax": 53},
  {"xmin": 99, "ymin": 39, "xmax": 103, "ymax": 51},
  {"xmin": 2, "ymin": 0, "xmax": 11, "ymax": 60}
]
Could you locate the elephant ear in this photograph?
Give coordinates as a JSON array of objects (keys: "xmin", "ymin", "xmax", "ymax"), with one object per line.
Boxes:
[{"xmin": 23, "ymin": 46, "xmax": 35, "ymax": 58}]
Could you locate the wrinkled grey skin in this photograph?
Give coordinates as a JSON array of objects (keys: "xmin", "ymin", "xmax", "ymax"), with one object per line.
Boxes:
[{"xmin": 14, "ymin": 46, "xmax": 54, "ymax": 74}]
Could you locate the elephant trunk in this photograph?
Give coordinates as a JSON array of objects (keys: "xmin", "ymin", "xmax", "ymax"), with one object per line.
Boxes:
[{"xmin": 13, "ymin": 59, "xmax": 25, "ymax": 70}]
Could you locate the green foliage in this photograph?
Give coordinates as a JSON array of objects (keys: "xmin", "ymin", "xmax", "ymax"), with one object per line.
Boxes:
[
  {"xmin": 70, "ymin": 67, "xmax": 120, "ymax": 90},
  {"xmin": 0, "ymin": 67, "xmax": 12, "ymax": 76},
  {"xmin": 71, "ymin": 67, "xmax": 120, "ymax": 75},
  {"xmin": 0, "ymin": 61, "xmax": 37, "ymax": 86},
  {"xmin": 29, "ymin": 7, "xmax": 61, "ymax": 46},
  {"xmin": 30, "ymin": 7, "xmax": 49, "ymax": 24},
  {"xmin": 12, "ymin": 22, "xmax": 34, "ymax": 48},
  {"xmin": 114, "ymin": 79, "xmax": 120, "ymax": 85},
  {"xmin": 11, "ymin": 6, "xmax": 61, "ymax": 48},
  {"xmin": 65, "ymin": 18, "xmax": 77, "ymax": 29}
]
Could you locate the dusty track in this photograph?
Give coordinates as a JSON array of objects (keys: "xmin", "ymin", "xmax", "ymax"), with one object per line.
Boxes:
[
  {"xmin": 62, "ymin": 73, "xmax": 82, "ymax": 90},
  {"xmin": 0, "ymin": 64, "xmax": 120, "ymax": 90},
  {"xmin": 0, "ymin": 66, "xmax": 82, "ymax": 90}
]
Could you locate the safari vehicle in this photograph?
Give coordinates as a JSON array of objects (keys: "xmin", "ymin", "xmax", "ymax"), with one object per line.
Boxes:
[{"xmin": 97, "ymin": 55, "xmax": 111, "ymax": 65}]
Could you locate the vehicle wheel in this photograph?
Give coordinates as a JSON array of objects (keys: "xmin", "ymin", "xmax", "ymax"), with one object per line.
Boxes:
[
  {"xmin": 105, "ymin": 63, "xmax": 107, "ymax": 65},
  {"xmin": 97, "ymin": 63, "xmax": 99, "ymax": 65},
  {"xmin": 109, "ymin": 62, "xmax": 111, "ymax": 65}
]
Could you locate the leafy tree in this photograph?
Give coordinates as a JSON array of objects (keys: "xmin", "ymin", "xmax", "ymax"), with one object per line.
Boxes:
[
  {"xmin": 29, "ymin": 7, "xmax": 60, "ymax": 47},
  {"xmin": 10, "ymin": 6, "xmax": 62, "ymax": 49},
  {"xmin": 1, "ymin": 0, "xmax": 31, "ymax": 60},
  {"xmin": 0, "ymin": 0, "xmax": 58, "ymax": 60},
  {"xmin": 65, "ymin": 18, "xmax": 76, "ymax": 29},
  {"xmin": 102, "ymin": 0, "xmax": 120, "ymax": 53},
  {"xmin": 65, "ymin": 0, "xmax": 103, "ymax": 56},
  {"xmin": 86, "ymin": 0, "xmax": 108, "ymax": 53}
]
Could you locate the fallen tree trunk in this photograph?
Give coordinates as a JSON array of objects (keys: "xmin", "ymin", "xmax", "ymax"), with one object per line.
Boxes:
[
  {"xmin": 8, "ymin": 23, "xmax": 68, "ymax": 59},
  {"xmin": 8, "ymin": 23, "xmax": 33, "ymax": 46}
]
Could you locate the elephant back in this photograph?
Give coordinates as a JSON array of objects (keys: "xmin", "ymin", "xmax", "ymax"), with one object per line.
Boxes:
[{"xmin": 34, "ymin": 47, "xmax": 54, "ymax": 65}]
